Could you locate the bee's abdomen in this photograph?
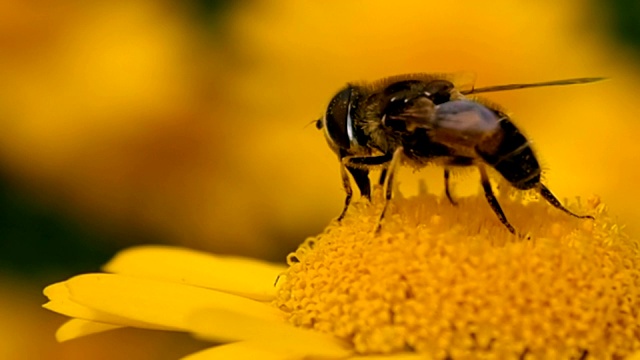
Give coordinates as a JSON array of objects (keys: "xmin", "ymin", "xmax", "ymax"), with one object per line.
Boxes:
[{"xmin": 476, "ymin": 118, "xmax": 541, "ymax": 190}]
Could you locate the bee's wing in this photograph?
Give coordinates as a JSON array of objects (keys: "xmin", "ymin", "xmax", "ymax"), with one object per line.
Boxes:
[
  {"xmin": 431, "ymin": 100, "xmax": 500, "ymax": 134},
  {"xmin": 461, "ymin": 77, "xmax": 605, "ymax": 95},
  {"xmin": 402, "ymin": 100, "xmax": 501, "ymax": 150},
  {"xmin": 442, "ymin": 71, "xmax": 477, "ymax": 93},
  {"xmin": 367, "ymin": 72, "xmax": 477, "ymax": 93},
  {"xmin": 387, "ymin": 98, "xmax": 503, "ymax": 155}
]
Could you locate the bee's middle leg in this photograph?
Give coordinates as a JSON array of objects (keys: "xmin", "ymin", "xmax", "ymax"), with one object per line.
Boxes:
[
  {"xmin": 444, "ymin": 168, "xmax": 457, "ymax": 206},
  {"xmin": 478, "ymin": 165, "xmax": 517, "ymax": 235},
  {"xmin": 377, "ymin": 168, "xmax": 388, "ymax": 189},
  {"xmin": 443, "ymin": 157, "xmax": 474, "ymax": 206}
]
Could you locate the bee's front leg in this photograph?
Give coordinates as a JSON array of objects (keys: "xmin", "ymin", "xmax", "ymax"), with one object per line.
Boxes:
[
  {"xmin": 336, "ymin": 154, "xmax": 392, "ymax": 222},
  {"xmin": 337, "ymin": 164, "xmax": 357, "ymax": 222},
  {"xmin": 375, "ymin": 148, "xmax": 404, "ymax": 233}
]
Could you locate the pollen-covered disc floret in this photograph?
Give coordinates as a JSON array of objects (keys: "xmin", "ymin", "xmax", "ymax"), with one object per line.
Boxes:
[{"xmin": 274, "ymin": 189, "xmax": 640, "ymax": 359}]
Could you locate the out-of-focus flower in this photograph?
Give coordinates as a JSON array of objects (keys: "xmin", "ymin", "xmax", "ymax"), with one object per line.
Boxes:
[
  {"xmin": 44, "ymin": 189, "xmax": 640, "ymax": 359},
  {"xmin": 1, "ymin": 0, "xmax": 640, "ymax": 259}
]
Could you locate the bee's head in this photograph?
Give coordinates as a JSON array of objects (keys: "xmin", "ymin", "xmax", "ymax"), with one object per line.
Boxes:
[{"xmin": 320, "ymin": 84, "xmax": 362, "ymax": 150}]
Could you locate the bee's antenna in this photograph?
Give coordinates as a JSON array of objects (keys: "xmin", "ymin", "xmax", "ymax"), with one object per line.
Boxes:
[
  {"xmin": 305, "ymin": 118, "xmax": 323, "ymax": 130},
  {"xmin": 461, "ymin": 77, "xmax": 607, "ymax": 95}
]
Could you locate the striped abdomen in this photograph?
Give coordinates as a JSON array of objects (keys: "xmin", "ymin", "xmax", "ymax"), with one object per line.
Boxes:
[{"xmin": 476, "ymin": 117, "xmax": 541, "ymax": 190}]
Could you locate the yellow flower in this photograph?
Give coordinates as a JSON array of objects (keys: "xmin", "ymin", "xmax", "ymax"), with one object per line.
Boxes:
[{"xmin": 44, "ymin": 188, "xmax": 640, "ymax": 359}]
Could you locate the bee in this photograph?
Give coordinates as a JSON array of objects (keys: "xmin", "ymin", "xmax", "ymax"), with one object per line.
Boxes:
[{"xmin": 316, "ymin": 73, "xmax": 602, "ymax": 235}]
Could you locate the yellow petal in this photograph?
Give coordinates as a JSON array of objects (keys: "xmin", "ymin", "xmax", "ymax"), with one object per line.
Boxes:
[
  {"xmin": 56, "ymin": 319, "xmax": 123, "ymax": 342},
  {"xmin": 181, "ymin": 342, "xmax": 302, "ymax": 360},
  {"xmin": 103, "ymin": 246, "xmax": 286, "ymax": 301},
  {"xmin": 65, "ymin": 274, "xmax": 283, "ymax": 331},
  {"xmin": 349, "ymin": 355, "xmax": 428, "ymax": 360},
  {"xmin": 188, "ymin": 309, "xmax": 352, "ymax": 359},
  {"xmin": 44, "ymin": 281, "xmax": 171, "ymax": 330}
]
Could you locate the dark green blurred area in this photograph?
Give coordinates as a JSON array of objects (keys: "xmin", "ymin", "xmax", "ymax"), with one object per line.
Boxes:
[
  {"xmin": 192, "ymin": 0, "xmax": 235, "ymax": 24},
  {"xmin": 606, "ymin": 0, "xmax": 640, "ymax": 53},
  {"xmin": 1, "ymin": 0, "xmax": 639, "ymax": 288},
  {"xmin": 0, "ymin": 174, "xmax": 122, "ymax": 285}
]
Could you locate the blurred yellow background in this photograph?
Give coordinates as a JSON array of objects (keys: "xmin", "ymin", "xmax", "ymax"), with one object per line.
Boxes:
[{"xmin": 1, "ymin": 0, "xmax": 639, "ymax": 358}]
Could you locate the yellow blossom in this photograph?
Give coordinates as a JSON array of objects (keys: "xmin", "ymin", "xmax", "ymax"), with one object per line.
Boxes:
[{"xmin": 44, "ymin": 188, "xmax": 640, "ymax": 359}]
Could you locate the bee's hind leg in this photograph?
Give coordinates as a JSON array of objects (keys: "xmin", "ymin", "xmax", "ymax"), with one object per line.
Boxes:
[{"xmin": 537, "ymin": 183, "xmax": 594, "ymax": 220}]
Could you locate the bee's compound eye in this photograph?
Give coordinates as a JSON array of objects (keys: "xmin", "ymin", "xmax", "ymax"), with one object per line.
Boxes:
[{"xmin": 325, "ymin": 86, "xmax": 357, "ymax": 149}]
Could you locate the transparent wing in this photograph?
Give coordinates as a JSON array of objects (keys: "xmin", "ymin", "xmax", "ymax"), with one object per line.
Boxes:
[
  {"xmin": 461, "ymin": 77, "xmax": 606, "ymax": 95},
  {"xmin": 365, "ymin": 72, "xmax": 477, "ymax": 93}
]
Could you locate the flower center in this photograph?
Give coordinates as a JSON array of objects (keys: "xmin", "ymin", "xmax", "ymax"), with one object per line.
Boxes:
[{"xmin": 274, "ymin": 190, "xmax": 640, "ymax": 359}]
